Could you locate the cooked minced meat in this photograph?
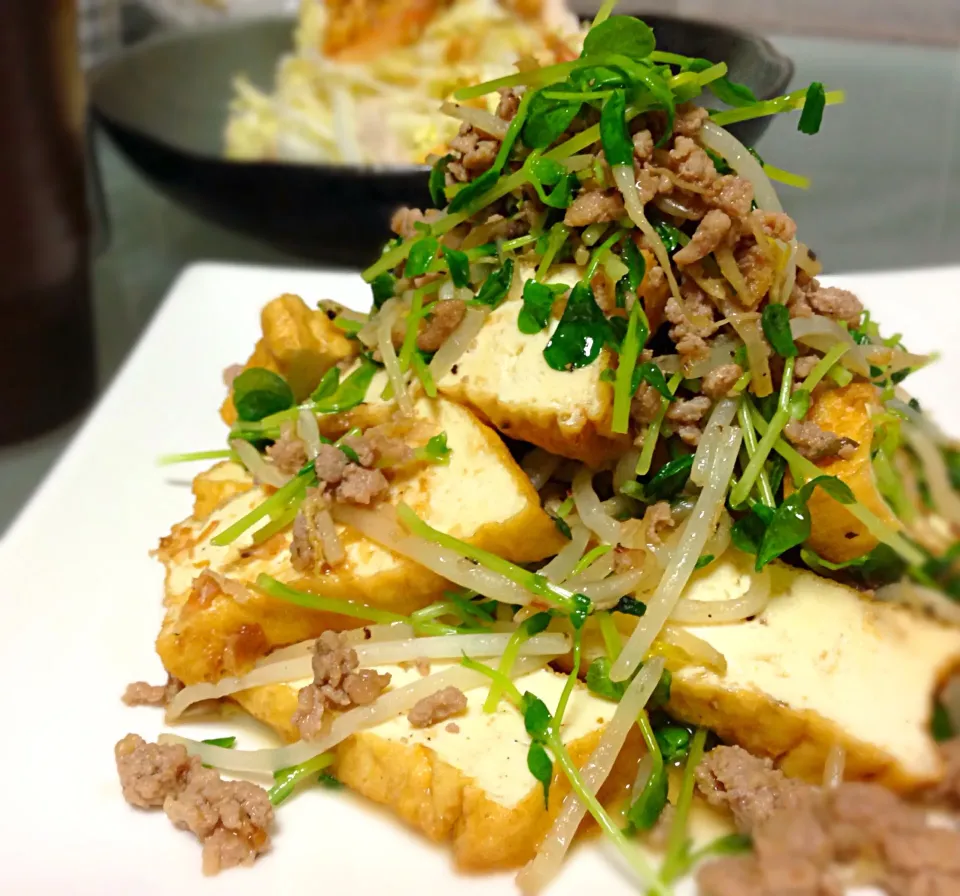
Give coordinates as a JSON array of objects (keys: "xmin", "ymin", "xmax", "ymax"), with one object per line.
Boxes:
[
  {"xmin": 752, "ymin": 209, "xmax": 797, "ymax": 243},
  {"xmin": 632, "ymin": 128, "xmax": 654, "ymax": 162},
  {"xmin": 293, "ymin": 631, "xmax": 391, "ymax": 740},
  {"xmin": 665, "ymin": 280, "xmax": 719, "ymax": 363},
  {"xmin": 790, "ymin": 279, "xmax": 864, "ymax": 325},
  {"xmin": 115, "ymin": 734, "xmax": 273, "ymax": 875},
  {"xmin": 784, "ymin": 420, "xmax": 859, "ymax": 461},
  {"xmin": 666, "ymin": 395, "xmax": 711, "ymax": 425},
  {"xmin": 390, "ymin": 207, "xmax": 442, "ymax": 240},
  {"xmin": 417, "ymin": 299, "xmax": 466, "ymax": 352},
  {"xmin": 696, "ymin": 745, "xmax": 960, "ymax": 896},
  {"xmin": 642, "ymin": 501, "xmax": 674, "ymax": 546},
  {"xmin": 122, "ymin": 676, "xmax": 183, "ymax": 708},
  {"xmin": 631, "ymin": 381, "xmax": 663, "ymax": 425},
  {"xmin": 407, "ymin": 686, "xmax": 468, "ymax": 728},
  {"xmin": 702, "ymin": 363, "xmax": 743, "ymax": 399},
  {"xmin": 266, "ymin": 430, "xmax": 308, "ymax": 475},
  {"xmin": 313, "ymin": 443, "xmax": 389, "ymax": 505},
  {"xmin": 564, "ymin": 189, "xmax": 625, "ymax": 227},
  {"xmin": 673, "ymin": 103, "xmax": 708, "ymax": 137},
  {"xmin": 673, "ymin": 210, "xmax": 732, "ymax": 266}
]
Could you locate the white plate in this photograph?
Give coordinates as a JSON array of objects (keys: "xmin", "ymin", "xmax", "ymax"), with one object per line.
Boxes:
[{"xmin": 1, "ymin": 261, "xmax": 957, "ymax": 895}]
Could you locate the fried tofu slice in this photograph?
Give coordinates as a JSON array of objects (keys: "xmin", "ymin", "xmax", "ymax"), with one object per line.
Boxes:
[
  {"xmin": 157, "ymin": 396, "xmax": 563, "ymax": 684},
  {"xmin": 220, "ymin": 293, "xmax": 357, "ymax": 426},
  {"xmin": 786, "ymin": 382, "xmax": 900, "ymax": 563},
  {"xmin": 233, "ymin": 665, "xmax": 642, "ymax": 869},
  {"xmin": 657, "ymin": 556, "xmax": 960, "ymax": 791},
  {"xmin": 437, "ymin": 263, "xmax": 630, "ymax": 466}
]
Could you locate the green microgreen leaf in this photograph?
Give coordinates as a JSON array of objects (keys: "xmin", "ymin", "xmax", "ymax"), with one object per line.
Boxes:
[
  {"xmin": 789, "ymin": 389, "xmax": 811, "ymax": 421},
  {"xmin": 628, "ymin": 764, "xmax": 668, "ymax": 830},
  {"xmin": 474, "ymin": 258, "xmax": 515, "ymax": 308},
  {"xmin": 621, "ymin": 238, "xmax": 647, "ymax": 291},
  {"xmin": 586, "ymin": 657, "xmax": 626, "ymax": 701},
  {"xmin": 415, "ymin": 432, "xmax": 451, "ymax": 464},
  {"xmin": 518, "ymin": 279, "xmax": 556, "ymax": 334},
  {"xmin": 313, "ymin": 357, "xmax": 377, "ymax": 413},
  {"xmin": 523, "ymin": 693, "xmax": 553, "ymax": 738},
  {"xmin": 933, "ymin": 700, "xmax": 955, "ymax": 742},
  {"xmin": 429, "ymin": 154, "xmax": 453, "ymax": 207},
  {"xmin": 317, "ymin": 772, "xmax": 344, "ymax": 789},
  {"xmin": 754, "ymin": 475, "xmax": 855, "ymax": 569},
  {"xmin": 370, "ymin": 272, "xmax": 396, "ymax": 309},
  {"xmin": 405, "ymin": 235, "xmax": 440, "ymax": 278},
  {"xmin": 653, "ymin": 220, "xmax": 685, "ymax": 254},
  {"xmin": 527, "ymin": 741, "xmax": 554, "ymax": 807},
  {"xmin": 761, "ymin": 303, "xmax": 798, "ymax": 358},
  {"xmin": 643, "ymin": 453, "xmax": 694, "ymax": 501},
  {"xmin": 231, "ymin": 368, "xmax": 295, "ymax": 422},
  {"xmin": 655, "ymin": 725, "xmax": 692, "ymax": 763},
  {"xmin": 543, "ymin": 280, "xmax": 609, "ymax": 371},
  {"xmin": 582, "ymin": 16, "xmax": 656, "ymax": 59},
  {"xmin": 201, "ymin": 736, "xmax": 237, "ymax": 748},
  {"xmin": 614, "ymin": 595, "xmax": 647, "ymax": 617},
  {"xmin": 444, "ymin": 248, "xmax": 471, "ymax": 288},
  {"xmin": 631, "ymin": 361, "xmax": 675, "ymax": 401},
  {"xmin": 447, "ymin": 168, "xmax": 499, "ymax": 214},
  {"xmin": 798, "ymin": 82, "xmax": 826, "ymax": 135},
  {"xmin": 523, "ymin": 90, "xmax": 582, "ymax": 150},
  {"xmin": 599, "ymin": 89, "xmax": 633, "ymax": 167},
  {"xmin": 694, "ymin": 554, "xmax": 715, "ymax": 571},
  {"xmin": 309, "ymin": 366, "xmax": 340, "ymax": 402}
]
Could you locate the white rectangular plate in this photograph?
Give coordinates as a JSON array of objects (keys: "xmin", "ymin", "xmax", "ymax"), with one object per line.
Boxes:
[{"xmin": 1, "ymin": 261, "xmax": 957, "ymax": 895}]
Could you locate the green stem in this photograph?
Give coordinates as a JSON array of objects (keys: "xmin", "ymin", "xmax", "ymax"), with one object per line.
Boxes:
[
  {"xmin": 661, "ymin": 728, "xmax": 707, "ymax": 882},
  {"xmin": 613, "ymin": 301, "xmax": 647, "ymax": 435},
  {"xmin": 737, "ymin": 400, "xmax": 775, "ymax": 507},
  {"xmin": 729, "ymin": 357, "xmax": 795, "ymax": 507},
  {"xmin": 397, "ymin": 503, "xmax": 577, "ymax": 610},
  {"xmin": 585, "ymin": 231, "xmax": 623, "ymax": 280},
  {"xmin": 570, "ymin": 544, "xmax": 613, "ymax": 578},
  {"xmin": 536, "ymin": 223, "xmax": 569, "ymax": 281},
  {"xmin": 636, "ymin": 372, "xmax": 683, "ymax": 476},
  {"xmin": 158, "ymin": 448, "xmax": 236, "ymax": 465},
  {"xmin": 411, "ymin": 351, "xmax": 437, "ymax": 398},
  {"xmin": 462, "ymin": 655, "xmax": 526, "ymax": 707},
  {"xmin": 591, "ymin": 0, "xmax": 618, "ymax": 25},
  {"xmin": 711, "ymin": 88, "xmax": 845, "ymax": 126},
  {"xmin": 548, "ymin": 732, "xmax": 670, "ymax": 896},
  {"xmin": 252, "ymin": 490, "xmax": 305, "ymax": 543},
  {"xmin": 598, "ymin": 611, "xmax": 623, "ymax": 660},
  {"xmin": 553, "ymin": 627, "xmax": 583, "ymax": 725},
  {"xmin": 802, "ymin": 343, "xmax": 849, "ymax": 393},
  {"xmin": 268, "ymin": 752, "xmax": 335, "ymax": 806},
  {"xmin": 500, "ymin": 233, "xmax": 539, "ymax": 253},
  {"xmin": 484, "ymin": 624, "xmax": 536, "ymax": 712},
  {"xmin": 211, "ymin": 469, "xmax": 315, "ymax": 546},
  {"xmin": 748, "ymin": 408, "xmax": 926, "ymax": 566}
]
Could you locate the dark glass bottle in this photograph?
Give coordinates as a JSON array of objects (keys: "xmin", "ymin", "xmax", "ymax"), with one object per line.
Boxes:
[{"xmin": 0, "ymin": 0, "xmax": 96, "ymax": 444}]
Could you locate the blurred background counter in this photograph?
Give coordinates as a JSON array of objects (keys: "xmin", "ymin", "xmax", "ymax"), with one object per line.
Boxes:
[{"xmin": 0, "ymin": 6, "xmax": 958, "ymax": 533}]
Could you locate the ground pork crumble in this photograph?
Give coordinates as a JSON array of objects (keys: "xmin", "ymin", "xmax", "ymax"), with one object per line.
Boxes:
[
  {"xmin": 123, "ymin": 676, "xmax": 183, "ymax": 708},
  {"xmin": 696, "ymin": 745, "xmax": 960, "ymax": 896},
  {"xmin": 293, "ymin": 631, "xmax": 391, "ymax": 740},
  {"xmin": 115, "ymin": 734, "xmax": 273, "ymax": 874},
  {"xmin": 407, "ymin": 686, "xmax": 468, "ymax": 728}
]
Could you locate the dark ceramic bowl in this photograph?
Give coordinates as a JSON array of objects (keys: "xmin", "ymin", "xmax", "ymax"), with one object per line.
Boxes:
[{"xmin": 89, "ymin": 15, "xmax": 793, "ymax": 267}]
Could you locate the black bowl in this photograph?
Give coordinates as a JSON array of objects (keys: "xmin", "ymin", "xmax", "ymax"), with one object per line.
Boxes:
[{"xmin": 89, "ymin": 15, "xmax": 793, "ymax": 267}]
